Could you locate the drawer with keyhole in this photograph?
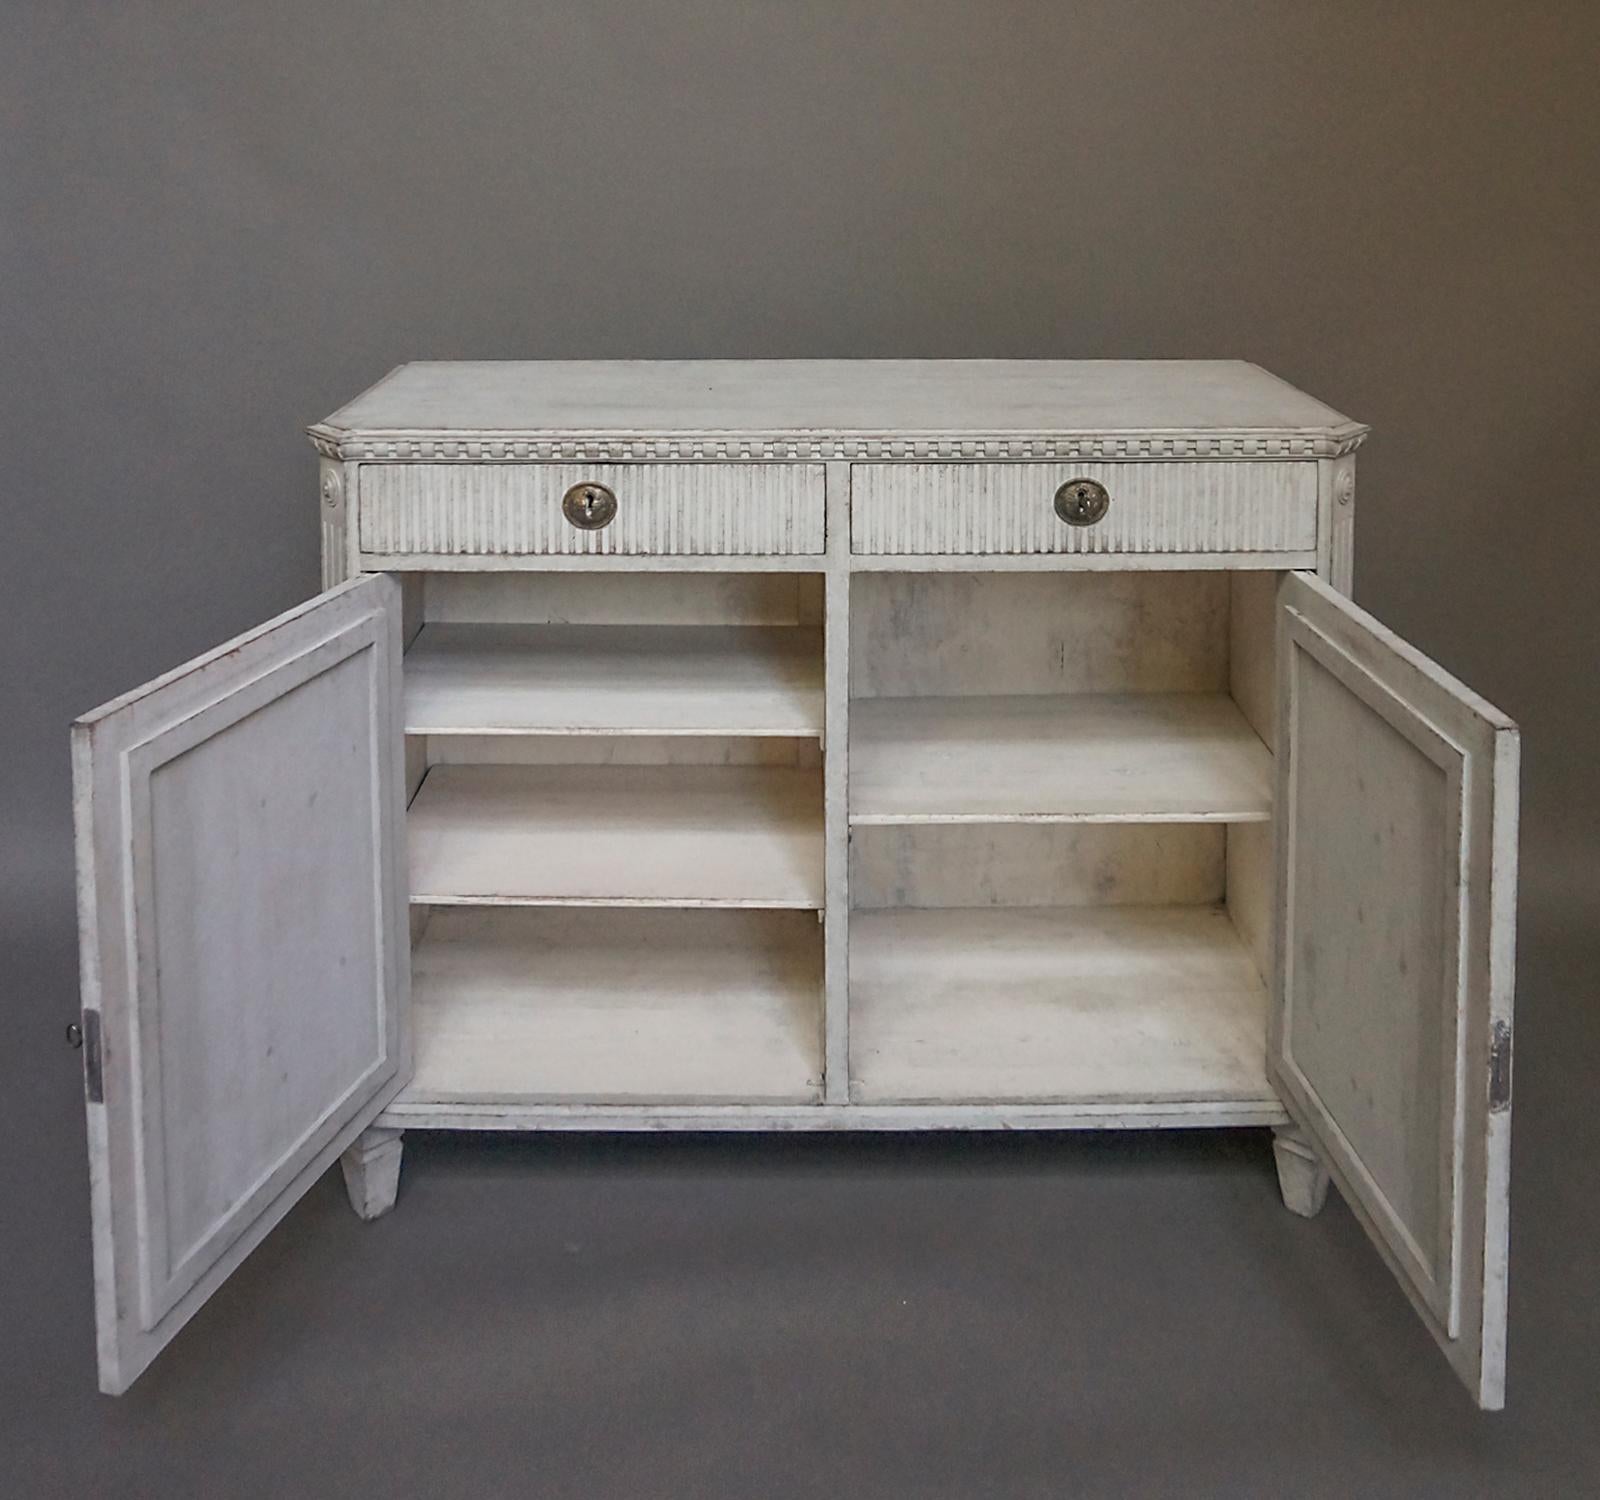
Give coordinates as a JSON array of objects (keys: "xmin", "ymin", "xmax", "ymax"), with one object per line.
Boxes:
[
  {"xmin": 357, "ymin": 463, "xmax": 826, "ymax": 557},
  {"xmin": 850, "ymin": 462, "xmax": 1318, "ymax": 557}
]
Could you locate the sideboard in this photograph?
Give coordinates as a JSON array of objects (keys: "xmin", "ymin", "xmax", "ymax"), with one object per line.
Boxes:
[{"xmin": 72, "ymin": 361, "xmax": 1518, "ymax": 1404}]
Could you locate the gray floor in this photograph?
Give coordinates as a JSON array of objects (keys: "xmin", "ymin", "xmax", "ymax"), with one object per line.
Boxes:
[{"xmin": 3, "ymin": 858, "xmax": 1597, "ymax": 1500}]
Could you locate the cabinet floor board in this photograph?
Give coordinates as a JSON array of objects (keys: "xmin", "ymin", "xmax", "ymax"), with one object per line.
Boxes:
[
  {"xmin": 850, "ymin": 905, "xmax": 1275, "ymax": 1105},
  {"xmin": 403, "ymin": 907, "xmax": 823, "ymax": 1104}
]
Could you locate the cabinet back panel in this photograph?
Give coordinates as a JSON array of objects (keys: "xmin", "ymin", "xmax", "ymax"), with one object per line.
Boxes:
[
  {"xmin": 851, "ymin": 572, "xmax": 1229, "ymax": 698},
  {"xmin": 851, "ymin": 823, "xmax": 1224, "ymax": 909},
  {"xmin": 420, "ymin": 571, "xmax": 821, "ymax": 627}
]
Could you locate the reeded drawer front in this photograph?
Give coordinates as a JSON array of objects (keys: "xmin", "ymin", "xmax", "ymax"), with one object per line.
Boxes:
[
  {"xmin": 850, "ymin": 462, "xmax": 1318, "ymax": 556},
  {"xmin": 358, "ymin": 464, "xmax": 826, "ymax": 557}
]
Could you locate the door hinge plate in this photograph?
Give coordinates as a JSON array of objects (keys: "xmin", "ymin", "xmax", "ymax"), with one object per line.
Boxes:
[
  {"xmin": 1488, "ymin": 1019, "xmax": 1512, "ymax": 1113},
  {"xmin": 82, "ymin": 1009, "xmax": 104, "ymax": 1104}
]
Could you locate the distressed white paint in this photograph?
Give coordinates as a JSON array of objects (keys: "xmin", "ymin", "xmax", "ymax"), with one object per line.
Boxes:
[
  {"xmin": 1228, "ymin": 569, "xmax": 1280, "ymax": 750},
  {"xmin": 403, "ymin": 908, "xmax": 822, "ymax": 1105},
  {"xmin": 424, "ymin": 734, "xmax": 820, "ymax": 768},
  {"xmin": 358, "ymin": 463, "xmax": 825, "ymax": 556},
  {"xmin": 407, "ymin": 764, "xmax": 824, "ymax": 908},
  {"xmin": 850, "ymin": 906, "xmax": 1275, "ymax": 1107},
  {"xmin": 312, "ymin": 359, "xmax": 1367, "ymax": 460},
  {"xmin": 821, "ymin": 461, "xmax": 852, "ymax": 1100},
  {"xmin": 71, "ymin": 576, "xmax": 409, "ymax": 1394},
  {"xmin": 420, "ymin": 569, "xmax": 819, "ymax": 626},
  {"xmin": 1273, "ymin": 571, "xmax": 1519, "ymax": 1409},
  {"xmin": 403, "ymin": 624, "xmax": 823, "ymax": 738},
  {"xmin": 851, "ymin": 823, "xmax": 1225, "ymax": 910},
  {"xmin": 1272, "ymin": 1123, "xmax": 1331, "ymax": 1218},
  {"xmin": 365, "ymin": 551, "xmax": 826, "ymax": 574},
  {"xmin": 319, "ymin": 458, "xmax": 350, "ymax": 589},
  {"xmin": 850, "ymin": 694, "xmax": 1273, "ymax": 825},
  {"xmin": 851, "ymin": 571, "xmax": 1229, "ymax": 699},
  {"xmin": 422, "ymin": 732, "xmax": 812, "ymax": 764},
  {"xmin": 379, "ymin": 1100, "xmax": 1291, "ymax": 1131},
  {"xmin": 77, "ymin": 361, "xmax": 1529, "ymax": 1410},
  {"xmin": 851, "ymin": 462, "xmax": 1317, "ymax": 555},
  {"xmin": 1225, "ymin": 821, "xmax": 1275, "ymax": 987},
  {"xmin": 848, "ymin": 551, "xmax": 1315, "ymax": 573},
  {"xmin": 1223, "ymin": 572, "xmax": 1279, "ymax": 986},
  {"xmin": 340, "ymin": 1126, "xmax": 404, "ymax": 1220},
  {"xmin": 404, "ymin": 735, "xmax": 428, "ymax": 805},
  {"xmin": 1317, "ymin": 453, "xmax": 1358, "ymax": 594}
]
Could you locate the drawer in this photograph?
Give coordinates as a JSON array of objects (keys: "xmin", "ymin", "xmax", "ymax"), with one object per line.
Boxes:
[
  {"xmin": 850, "ymin": 462, "xmax": 1318, "ymax": 556},
  {"xmin": 358, "ymin": 463, "xmax": 826, "ymax": 557}
]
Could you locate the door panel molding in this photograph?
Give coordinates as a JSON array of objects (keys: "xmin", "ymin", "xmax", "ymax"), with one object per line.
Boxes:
[
  {"xmin": 1271, "ymin": 570, "xmax": 1518, "ymax": 1409},
  {"xmin": 73, "ymin": 575, "xmax": 410, "ymax": 1394}
]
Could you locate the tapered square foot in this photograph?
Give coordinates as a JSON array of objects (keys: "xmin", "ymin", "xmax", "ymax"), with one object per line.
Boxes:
[
  {"xmin": 1273, "ymin": 1124, "xmax": 1330, "ymax": 1218},
  {"xmin": 340, "ymin": 1127, "xmax": 403, "ymax": 1220}
]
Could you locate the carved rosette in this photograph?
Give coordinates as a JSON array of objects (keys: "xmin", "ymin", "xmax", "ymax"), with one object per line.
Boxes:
[
  {"xmin": 1328, "ymin": 453, "xmax": 1357, "ymax": 596},
  {"xmin": 319, "ymin": 461, "xmax": 348, "ymax": 588}
]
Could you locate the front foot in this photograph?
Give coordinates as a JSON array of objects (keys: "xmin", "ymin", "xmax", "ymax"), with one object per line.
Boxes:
[
  {"xmin": 1272, "ymin": 1124, "xmax": 1330, "ymax": 1218},
  {"xmin": 340, "ymin": 1126, "xmax": 403, "ymax": 1220}
]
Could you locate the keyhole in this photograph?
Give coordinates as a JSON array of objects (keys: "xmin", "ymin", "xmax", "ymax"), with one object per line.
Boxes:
[{"xmin": 563, "ymin": 480, "xmax": 618, "ymax": 529}]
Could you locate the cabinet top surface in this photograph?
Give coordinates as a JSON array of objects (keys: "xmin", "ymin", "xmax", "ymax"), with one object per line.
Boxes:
[{"xmin": 310, "ymin": 361, "xmax": 1366, "ymax": 459}]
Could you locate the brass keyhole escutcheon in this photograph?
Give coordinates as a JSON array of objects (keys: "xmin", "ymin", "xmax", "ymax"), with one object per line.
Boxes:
[
  {"xmin": 562, "ymin": 481, "xmax": 618, "ymax": 531},
  {"xmin": 1054, "ymin": 478, "xmax": 1110, "ymax": 527}
]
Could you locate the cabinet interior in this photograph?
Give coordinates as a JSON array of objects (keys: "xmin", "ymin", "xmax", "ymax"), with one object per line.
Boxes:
[
  {"xmin": 399, "ymin": 570, "xmax": 828, "ymax": 1106},
  {"xmin": 391, "ymin": 566, "xmax": 1283, "ymax": 1113},
  {"xmin": 848, "ymin": 569, "xmax": 1281, "ymax": 1107}
]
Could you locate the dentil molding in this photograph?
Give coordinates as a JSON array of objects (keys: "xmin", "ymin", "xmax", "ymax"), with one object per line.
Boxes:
[{"xmin": 306, "ymin": 423, "xmax": 1371, "ymax": 464}]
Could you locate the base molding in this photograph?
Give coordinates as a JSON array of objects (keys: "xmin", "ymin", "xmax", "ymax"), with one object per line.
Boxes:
[{"xmin": 378, "ymin": 1099, "xmax": 1291, "ymax": 1133}]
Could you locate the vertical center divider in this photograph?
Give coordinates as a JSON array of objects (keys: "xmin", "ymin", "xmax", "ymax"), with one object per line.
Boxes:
[{"xmin": 823, "ymin": 461, "xmax": 852, "ymax": 1102}]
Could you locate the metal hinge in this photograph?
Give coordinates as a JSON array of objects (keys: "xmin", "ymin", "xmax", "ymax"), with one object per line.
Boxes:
[
  {"xmin": 1488, "ymin": 1019, "xmax": 1513, "ymax": 1113},
  {"xmin": 68, "ymin": 1010, "xmax": 105, "ymax": 1103}
]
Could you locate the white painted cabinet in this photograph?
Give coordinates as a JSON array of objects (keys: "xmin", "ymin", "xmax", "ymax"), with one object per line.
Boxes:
[{"xmin": 72, "ymin": 362, "xmax": 1518, "ymax": 1406}]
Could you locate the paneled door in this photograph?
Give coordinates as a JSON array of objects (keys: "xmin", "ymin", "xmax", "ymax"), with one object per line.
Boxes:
[
  {"xmin": 1271, "ymin": 571, "xmax": 1519, "ymax": 1408},
  {"xmin": 72, "ymin": 575, "xmax": 410, "ymax": 1393}
]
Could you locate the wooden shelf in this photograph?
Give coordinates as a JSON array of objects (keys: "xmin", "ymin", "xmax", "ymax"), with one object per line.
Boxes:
[
  {"xmin": 403, "ymin": 908, "xmax": 822, "ymax": 1105},
  {"xmin": 850, "ymin": 693, "xmax": 1272, "ymax": 824},
  {"xmin": 408, "ymin": 763, "xmax": 824, "ymax": 908},
  {"xmin": 849, "ymin": 905, "xmax": 1275, "ymax": 1107},
  {"xmin": 404, "ymin": 623, "xmax": 823, "ymax": 737}
]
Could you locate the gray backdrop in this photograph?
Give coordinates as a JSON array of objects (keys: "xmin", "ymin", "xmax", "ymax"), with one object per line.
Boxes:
[{"xmin": 5, "ymin": 3, "xmax": 1598, "ymax": 1494}]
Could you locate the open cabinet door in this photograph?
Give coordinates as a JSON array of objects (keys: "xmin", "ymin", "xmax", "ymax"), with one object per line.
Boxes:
[
  {"xmin": 72, "ymin": 575, "xmax": 410, "ymax": 1394},
  {"xmin": 1271, "ymin": 572, "xmax": 1519, "ymax": 1409}
]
